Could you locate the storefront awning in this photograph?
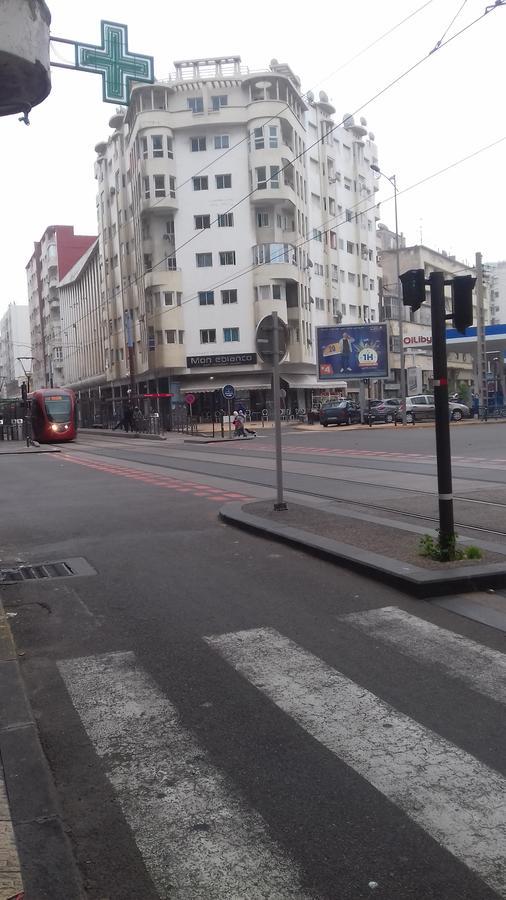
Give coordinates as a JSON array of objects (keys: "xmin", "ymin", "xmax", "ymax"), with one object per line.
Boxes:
[
  {"xmin": 284, "ymin": 374, "xmax": 348, "ymax": 390},
  {"xmin": 183, "ymin": 379, "xmax": 272, "ymax": 393}
]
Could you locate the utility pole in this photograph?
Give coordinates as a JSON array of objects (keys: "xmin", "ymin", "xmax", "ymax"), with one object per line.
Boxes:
[
  {"xmin": 272, "ymin": 311, "xmax": 287, "ymax": 511},
  {"xmin": 475, "ymin": 252, "xmax": 487, "ymax": 411}
]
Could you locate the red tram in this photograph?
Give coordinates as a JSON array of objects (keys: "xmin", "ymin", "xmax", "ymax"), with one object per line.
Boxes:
[{"xmin": 28, "ymin": 388, "xmax": 77, "ymax": 443}]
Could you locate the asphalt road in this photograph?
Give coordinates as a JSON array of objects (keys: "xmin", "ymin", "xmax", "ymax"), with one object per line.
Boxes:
[{"xmin": 1, "ymin": 423, "xmax": 506, "ymax": 899}]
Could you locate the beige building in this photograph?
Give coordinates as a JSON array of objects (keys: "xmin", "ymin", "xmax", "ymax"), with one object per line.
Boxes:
[
  {"xmin": 59, "ymin": 241, "xmax": 105, "ymax": 398},
  {"xmin": 377, "ymin": 230, "xmax": 489, "ymax": 395}
]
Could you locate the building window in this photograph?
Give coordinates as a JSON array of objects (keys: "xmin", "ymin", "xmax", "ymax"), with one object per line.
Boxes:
[
  {"xmin": 257, "ymin": 212, "xmax": 269, "ymax": 227},
  {"xmin": 214, "ymin": 134, "xmax": 229, "ymax": 149},
  {"xmin": 218, "ymin": 212, "xmax": 234, "ymax": 227},
  {"xmin": 272, "ymin": 285, "xmax": 282, "ymax": 300},
  {"xmin": 224, "ymin": 327, "xmax": 239, "ymax": 342},
  {"xmin": 346, "ymin": 209, "xmax": 353, "ymax": 222},
  {"xmin": 362, "ymin": 274, "xmax": 368, "ymax": 290},
  {"xmin": 151, "ymin": 135, "xmax": 163, "ymax": 157},
  {"xmin": 340, "ymin": 269, "xmax": 345, "ymax": 282},
  {"xmin": 370, "ymin": 279, "xmax": 375, "ymax": 291},
  {"xmin": 221, "ymin": 289, "xmax": 237, "ymax": 304},
  {"xmin": 253, "ymin": 127, "xmax": 264, "ymax": 149},
  {"xmin": 167, "ymin": 257, "xmax": 177, "ymax": 271},
  {"xmin": 156, "ymin": 330, "xmax": 163, "ymax": 346},
  {"xmin": 144, "ymin": 253, "xmax": 152, "ymax": 271},
  {"xmin": 256, "ymin": 166, "xmax": 267, "ymax": 189},
  {"xmin": 169, "ymin": 176, "xmax": 176, "ymax": 198},
  {"xmin": 330, "ymin": 231, "xmax": 337, "ymax": 250},
  {"xmin": 219, "ymin": 251, "xmax": 236, "ymax": 266},
  {"xmin": 196, "ymin": 253, "xmax": 212, "ymax": 267},
  {"xmin": 163, "ymin": 291, "xmax": 173, "ymax": 305},
  {"xmin": 348, "ymin": 272, "xmax": 356, "ymax": 284},
  {"xmin": 212, "ymin": 95, "xmax": 228, "ymax": 110},
  {"xmin": 347, "ymin": 241, "xmax": 354, "ymax": 254},
  {"xmin": 188, "ymin": 96, "xmax": 204, "ymax": 113},
  {"xmin": 165, "ymin": 329, "xmax": 176, "ymax": 343},
  {"xmin": 141, "ymin": 220, "xmax": 150, "ymax": 239},
  {"xmin": 269, "ymin": 126, "xmax": 278, "ymax": 148},
  {"xmin": 140, "ymin": 136, "xmax": 148, "ymax": 159},
  {"xmin": 143, "ymin": 176, "xmax": 150, "ymax": 199},
  {"xmin": 193, "ymin": 176, "xmax": 208, "ymax": 191},
  {"xmin": 199, "ymin": 291, "xmax": 214, "ymax": 305},
  {"xmin": 167, "ymin": 137, "xmax": 174, "ymax": 159},
  {"xmin": 191, "ymin": 136, "xmax": 206, "ymax": 152},
  {"xmin": 195, "ymin": 214, "xmax": 211, "ymax": 230},
  {"xmin": 154, "ymin": 175, "xmax": 165, "ymax": 197},
  {"xmin": 200, "ymin": 329, "xmax": 216, "ymax": 344},
  {"xmin": 270, "ymin": 166, "xmax": 280, "ymax": 188},
  {"xmin": 148, "ymin": 327, "xmax": 155, "ymax": 351},
  {"xmin": 216, "ymin": 173, "xmax": 232, "ymax": 189}
]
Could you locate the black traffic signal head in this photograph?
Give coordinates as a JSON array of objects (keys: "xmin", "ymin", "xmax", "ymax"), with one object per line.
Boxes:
[
  {"xmin": 452, "ymin": 275, "xmax": 476, "ymax": 334},
  {"xmin": 399, "ymin": 268, "xmax": 426, "ymax": 312}
]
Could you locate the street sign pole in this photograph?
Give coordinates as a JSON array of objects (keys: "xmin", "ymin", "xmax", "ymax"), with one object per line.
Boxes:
[
  {"xmin": 429, "ymin": 271, "xmax": 455, "ymax": 554},
  {"xmin": 227, "ymin": 399, "xmax": 231, "ymax": 439},
  {"xmin": 272, "ymin": 311, "xmax": 287, "ymax": 511}
]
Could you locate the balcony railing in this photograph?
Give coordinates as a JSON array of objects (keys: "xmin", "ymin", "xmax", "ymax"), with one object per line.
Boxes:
[{"xmin": 253, "ymin": 243, "xmax": 297, "ymax": 266}]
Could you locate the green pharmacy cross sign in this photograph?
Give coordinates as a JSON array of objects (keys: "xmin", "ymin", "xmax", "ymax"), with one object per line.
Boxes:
[{"xmin": 51, "ymin": 21, "xmax": 155, "ymax": 105}]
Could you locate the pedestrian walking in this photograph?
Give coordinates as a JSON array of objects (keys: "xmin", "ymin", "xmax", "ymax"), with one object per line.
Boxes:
[
  {"xmin": 232, "ymin": 410, "xmax": 246, "ymax": 438},
  {"xmin": 235, "ymin": 409, "xmax": 256, "ymax": 437}
]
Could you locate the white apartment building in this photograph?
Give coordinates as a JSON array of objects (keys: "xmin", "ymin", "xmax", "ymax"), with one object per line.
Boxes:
[
  {"xmin": 26, "ymin": 225, "xmax": 96, "ymax": 388},
  {"xmin": 377, "ymin": 233, "xmax": 489, "ymax": 395},
  {"xmin": 59, "ymin": 240, "xmax": 105, "ymax": 390},
  {"xmin": 90, "ymin": 55, "xmax": 381, "ymax": 415},
  {"xmin": 0, "ymin": 302, "xmax": 31, "ymax": 397},
  {"xmin": 488, "ymin": 261, "xmax": 506, "ymax": 324}
]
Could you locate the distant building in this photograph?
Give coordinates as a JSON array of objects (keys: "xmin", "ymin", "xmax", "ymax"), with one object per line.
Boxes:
[
  {"xmin": 59, "ymin": 240, "xmax": 105, "ymax": 390},
  {"xmin": 487, "ymin": 261, "xmax": 506, "ymax": 324},
  {"xmin": 26, "ymin": 226, "xmax": 96, "ymax": 388},
  {"xmin": 0, "ymin": 302, "xmax": 31, "ymax": 397},
  {"xmin": 376, "ymin": 234, "xmax": 490, "ymax": 395}
]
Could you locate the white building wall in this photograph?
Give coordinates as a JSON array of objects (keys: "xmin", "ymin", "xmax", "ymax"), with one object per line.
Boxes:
[
  {"xmin": 90, "ymin": 57, "xmax": 382, "ymax": 403},
  {"xmin": 488, "ymin": 261, "xmax": 506, "ymax": 324}
]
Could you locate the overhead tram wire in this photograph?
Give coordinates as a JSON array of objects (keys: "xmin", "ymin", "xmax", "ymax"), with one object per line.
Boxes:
[
  {"xmin": 63, "ymin": 2, "xmax": 504, "ymax": 349},
  {"xmin": 63, "ymin": 130, "xmax": 506, "ymax": 359},
  {"xmin": 104, "ymin": 0, "xmax": 502, "ymax": 308},
  {"xmin": 430, "ymin": 0, "xmax": 469, "ymax": 52}
]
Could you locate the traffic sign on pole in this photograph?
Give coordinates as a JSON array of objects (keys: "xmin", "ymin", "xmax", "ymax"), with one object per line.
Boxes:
[
  {"xmin": 255, "ymin": 315, "xmax": 289, "ymax": 364},
  {"xmin": 222, "ymin": 384, "xmax": 235, "ymax": 401},
  {"xmin": 184, "ymin": 393, "xmax": 196, "ymax": 406}
]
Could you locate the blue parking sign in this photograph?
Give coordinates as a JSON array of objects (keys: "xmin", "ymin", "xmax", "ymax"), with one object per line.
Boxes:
[{"xmin": 222, "ymin": 384, "xmax": 235, "ymax": 400}]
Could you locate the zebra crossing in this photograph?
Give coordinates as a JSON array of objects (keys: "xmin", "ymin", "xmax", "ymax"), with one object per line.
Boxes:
[{"xmin": 57, "ymin": 608, "xmax": 506, "ymax": 899}]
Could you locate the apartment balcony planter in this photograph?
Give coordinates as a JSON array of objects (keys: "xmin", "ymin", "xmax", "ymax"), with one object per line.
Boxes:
[{"xmin": 0, "ymin": 0, "xmax": 51, "ymax": 118}]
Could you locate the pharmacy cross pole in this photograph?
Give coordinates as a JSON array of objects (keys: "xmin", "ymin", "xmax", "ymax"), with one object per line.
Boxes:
[{"xmin": 51, "ymin": 21, "xmax": 155, "ymax": 105}]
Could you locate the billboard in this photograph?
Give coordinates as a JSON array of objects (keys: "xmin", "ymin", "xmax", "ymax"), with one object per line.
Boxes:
[{"xmin": 316, "ymin": 324, "xmax": 389, "ymax": 380}]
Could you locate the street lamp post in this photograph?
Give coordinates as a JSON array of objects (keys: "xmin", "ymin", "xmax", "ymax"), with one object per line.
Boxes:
[{"xmin": 371, "ymin": 165, "xmax": 407, "ymax": 424}]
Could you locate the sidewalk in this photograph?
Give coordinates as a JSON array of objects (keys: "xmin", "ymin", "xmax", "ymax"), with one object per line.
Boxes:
[{"xmin": 220, "ymin": 494, "xmax": 506, "ymax": 602}]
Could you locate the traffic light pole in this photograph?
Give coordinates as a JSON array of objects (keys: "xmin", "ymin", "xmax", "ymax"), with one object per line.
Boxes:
[{"xmin": 429, "ymin": 271, "xmax": 455, "ymax": 553}]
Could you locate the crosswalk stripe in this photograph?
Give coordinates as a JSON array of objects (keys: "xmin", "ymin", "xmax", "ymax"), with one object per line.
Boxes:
[
  {"xmin": 205, "ymin": 627, "xmax": 506, "ymax": 898},
  {"xmin": 58, "ymin": 651, "xmax": 309, "ymax": 900},
  {"xmin": 340, "ymin": 606, "xmax": 506, "ymax": 705}
]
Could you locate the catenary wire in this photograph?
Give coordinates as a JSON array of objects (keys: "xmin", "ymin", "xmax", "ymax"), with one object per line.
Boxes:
[
  {"xmin": 95, "ymin": 0, "xmax": 500, "ymax": 326},
  {"xmin": 63, "ymin": 131, "xmax": 506, "ymax": 359}
]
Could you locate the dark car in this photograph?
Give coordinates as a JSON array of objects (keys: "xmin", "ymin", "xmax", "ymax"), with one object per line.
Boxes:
[
  {"xmin": 368, "ymin": 398, "xmax": 400, "ymax": 424},
  {"xmin": 319, "ymin": 400, "xmax": 361, "ymax": 426}
]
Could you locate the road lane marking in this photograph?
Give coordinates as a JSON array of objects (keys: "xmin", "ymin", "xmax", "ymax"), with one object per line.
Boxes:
[
  {"xmin": 340, "ymin": 606, "xmax": 506, "ymax": 705},
  {"xmin": 58, "ymin": 651, "xmax": 309, "ymax": 900},
  {"xmin": 205, "ymin": 626, "xmax": 506, "ymax": 898}
]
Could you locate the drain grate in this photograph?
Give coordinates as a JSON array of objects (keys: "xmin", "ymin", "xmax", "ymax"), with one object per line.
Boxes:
[{"xmin": 0, "ymin": 557, "xmax": 96, "ymax": 585}]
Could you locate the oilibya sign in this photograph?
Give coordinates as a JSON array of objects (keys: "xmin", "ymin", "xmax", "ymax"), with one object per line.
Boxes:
[{"xmin": 403, "ymin": 335, "xmax": 432, "ymax": 346}]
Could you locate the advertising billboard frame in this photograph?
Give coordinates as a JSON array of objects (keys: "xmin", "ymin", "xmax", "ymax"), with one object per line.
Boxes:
[{"xmin": 316, "ymin": 324, "xmax": 389, "ymax": 381}]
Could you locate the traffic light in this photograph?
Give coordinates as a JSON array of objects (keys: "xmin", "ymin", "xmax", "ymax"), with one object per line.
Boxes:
[
  {"xmin": 452, "ymin": 275, "xmax": 476, "ymax": 334},
  {"xmin": 399, "ymin": 268, "xmax": 426, "ymax": 312}
]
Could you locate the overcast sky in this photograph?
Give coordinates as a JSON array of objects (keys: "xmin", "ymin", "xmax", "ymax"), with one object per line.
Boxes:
[{"xmin": 1, "ymin": 0, "xmax": 505, "ymax": 315}]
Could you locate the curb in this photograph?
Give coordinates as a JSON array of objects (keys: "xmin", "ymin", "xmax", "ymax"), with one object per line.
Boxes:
[
  {"xmin": 79, "ymin": 429, "xmax": 166, "ymax": 441},
  {"xmin": 219, "ymin": 501, "xmax": 506, "ymax": 599},
  {"xmin": 0, "ymin": 448, "xmax": 61, "ymax": 456},
  {"xmin": 0, "ymin": 602, "xmax": 84, "ymax": 899}
]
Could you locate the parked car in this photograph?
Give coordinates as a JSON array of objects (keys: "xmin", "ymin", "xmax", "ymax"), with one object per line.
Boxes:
[
  {"xmin": 319, "ymin": 400, "xmax": 361, "ymax": 426},
  {"xmin": 396, "ymin": 395, "xmax": 470, "ymax": 423},
  {"xmin": 368, "ymin": 398, "xmax": 400, "ymax": 424}
]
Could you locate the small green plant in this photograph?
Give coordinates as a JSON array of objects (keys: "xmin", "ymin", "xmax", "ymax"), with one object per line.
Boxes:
[
  {"xmin": 464, "ymin": 545, "xmax": 483, "ymax": 560},
  {"xmin": 419, "ymin": 532, "xmax": 482, "ymax": 562}
]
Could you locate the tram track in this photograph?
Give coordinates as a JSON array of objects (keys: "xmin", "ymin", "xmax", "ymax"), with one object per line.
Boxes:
[{"xmin": 71, "ymin": 442, "xmax": 506, "ymax": 540}]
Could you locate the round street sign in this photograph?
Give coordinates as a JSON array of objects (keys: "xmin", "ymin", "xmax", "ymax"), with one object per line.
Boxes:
[
  {"xmin": 184, "ymin": 393, "xmax": 196, "ymax": 406},
  {"xmin": 255, "ymin": 315, "xmax": 289, "ymax": 363},
  {"xmin": 222, "ymin": 384, "xmax": 235, "ymax": 400}
]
